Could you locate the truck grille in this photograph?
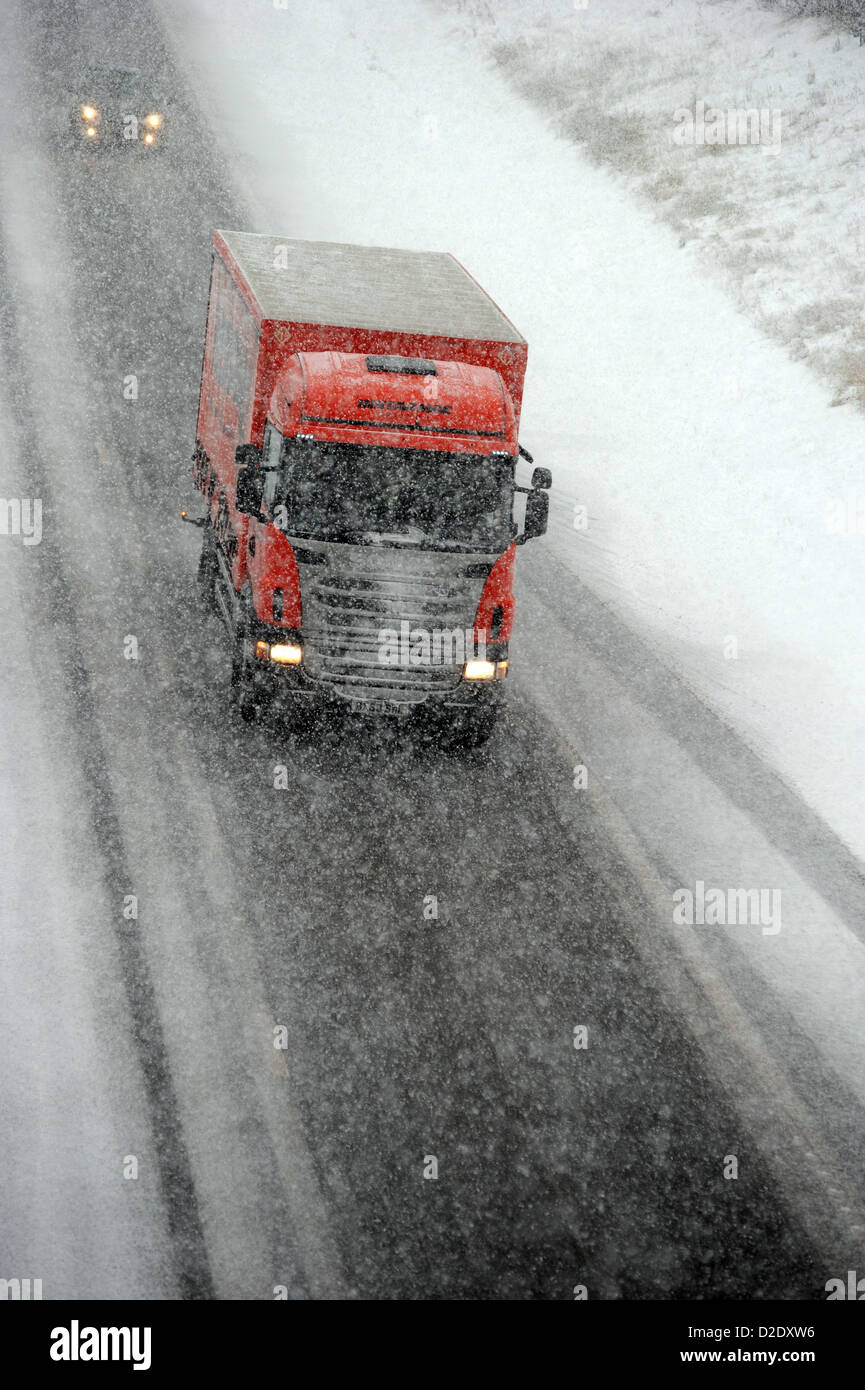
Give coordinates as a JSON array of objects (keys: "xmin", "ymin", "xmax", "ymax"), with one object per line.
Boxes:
[{"xmin": 295, "ymin": 542, "xmax": 491, "ymax": 703}]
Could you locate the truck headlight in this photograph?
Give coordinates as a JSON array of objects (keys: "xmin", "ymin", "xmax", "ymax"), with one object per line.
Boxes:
[
  {"xmin": 464, "ymin": 659, "xmax": 496, "ymax": 681},
  {"xmin": 269, "ymin": 642, "xmax": 303, "ymax": 665}
]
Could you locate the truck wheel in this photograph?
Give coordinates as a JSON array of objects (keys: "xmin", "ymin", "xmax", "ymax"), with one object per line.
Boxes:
[
  {"xmin": 229, "ymin": 602, "xmax": 265, "ymax": 723},
  {"xmin": 441, "ymin": 706, "xmax": 499, "ymax": 752},
  {"xmin": 197, "ymin": 523, "xmax": 218, "ymax": 613}
]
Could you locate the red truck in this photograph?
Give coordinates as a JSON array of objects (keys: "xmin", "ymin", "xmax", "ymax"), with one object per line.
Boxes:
[{"xmin": 185, "ymin": 231, "xmax": 550, "ymax": 745}]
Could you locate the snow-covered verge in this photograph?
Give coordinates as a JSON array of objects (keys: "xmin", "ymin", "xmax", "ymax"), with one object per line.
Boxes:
[
  {"xmin": 154, "ymin": 0, "xmax": 865, "ymax": 864},
  {"xmin": 442, "ymin": 0, "xmax": 865, "ymax": 409}
]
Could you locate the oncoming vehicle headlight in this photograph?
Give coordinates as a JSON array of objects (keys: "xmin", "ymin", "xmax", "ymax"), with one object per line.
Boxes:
[
  {"xmin": 81, "ymin": 105, "xmax": 98, "ymax": 120},
  {"xmin": 146, "ymin": 113, "xmax": 161, "ymax": 128},
  {"xmin": 464, "ymin": 659, "xmax": 496, "ymax": 681},
  {"xmin": 255, "ymin": 640, "xmax": 302, "ymax": 665}
]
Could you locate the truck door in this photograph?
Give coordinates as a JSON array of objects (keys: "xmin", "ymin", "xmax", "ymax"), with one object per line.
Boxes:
[{"xmin": 245, "ymin": 421, "xmax": 283, "ymax": 620}]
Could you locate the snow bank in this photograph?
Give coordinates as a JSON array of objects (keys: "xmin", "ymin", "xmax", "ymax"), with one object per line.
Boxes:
[{"xmin": 447, "ymin": 0, "xmax": 865, "ymax": 408}]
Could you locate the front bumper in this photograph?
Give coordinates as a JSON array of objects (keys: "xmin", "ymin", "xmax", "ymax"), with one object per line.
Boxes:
[{"xmin": 248, "ymin": 616, "xmax": 507, "ymax": 718}]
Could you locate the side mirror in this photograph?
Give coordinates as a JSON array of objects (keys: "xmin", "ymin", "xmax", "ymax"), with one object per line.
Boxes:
[
  {"xmin": 235, "ymin": 464, "xmax": 264, "ymax": 518},
  {"xmin": 531, "ymin": 466, "xmax": 552, "ymax": 490},
  {"xmin": 517, "ymin": 488, "xmax": 549, "ymax": 544}
]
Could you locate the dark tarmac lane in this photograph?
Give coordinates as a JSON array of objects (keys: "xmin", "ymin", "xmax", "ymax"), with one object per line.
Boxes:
[{"xmin": 0, "ymin": 0, "xmax": 847, "ymax": 1298}]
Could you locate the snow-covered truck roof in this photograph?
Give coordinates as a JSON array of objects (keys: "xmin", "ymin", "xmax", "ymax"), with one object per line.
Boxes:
[{"xmin": 213, "ymin": 230, "xmax": 526, "ymax": 345}]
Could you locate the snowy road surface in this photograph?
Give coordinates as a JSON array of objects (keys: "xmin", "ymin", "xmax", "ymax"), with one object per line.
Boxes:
[{"xmin": 0, "ymin": 0, "xmax": 863, "ymax": 1298}]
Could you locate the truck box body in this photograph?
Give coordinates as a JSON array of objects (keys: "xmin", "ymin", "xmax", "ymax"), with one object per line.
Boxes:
[
  {"xmin": 191, "ymin": 232, "xmax": 546, "ymax": 734},
  {"xmin": 198, "ymin": 231, "xmax": 528, "ymax": 465}
]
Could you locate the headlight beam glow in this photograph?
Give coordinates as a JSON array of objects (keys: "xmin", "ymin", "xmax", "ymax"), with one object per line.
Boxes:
[{"xmin": 464, "ymin": 659, "xmax": 496, "ymax": 681}]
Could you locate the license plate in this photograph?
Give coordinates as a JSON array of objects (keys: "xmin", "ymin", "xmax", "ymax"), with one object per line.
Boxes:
[{"xmin": 348, "ymin": 698, "xmax": 411, "ymax": 717}]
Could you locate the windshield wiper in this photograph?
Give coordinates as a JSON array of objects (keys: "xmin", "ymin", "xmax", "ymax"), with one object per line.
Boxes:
[{"xmin": 361, "ymin": 527, "xmax": 426, "ymax": 547}]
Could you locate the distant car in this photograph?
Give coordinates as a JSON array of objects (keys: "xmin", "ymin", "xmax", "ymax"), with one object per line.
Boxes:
[{"xmin": 70, "ymin": 66, "xmax": 168, "ymax": 150}]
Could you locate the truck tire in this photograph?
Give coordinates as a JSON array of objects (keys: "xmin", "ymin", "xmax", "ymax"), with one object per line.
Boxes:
[
  {"xmin": 440, "ymin": 706, "xmax": 499, "ymax": 752},
  {"xmin": 461, "ymin": 708, "xmax": 498, "ymax": 749},
  {"xmin": 197, "ymin": 522, "xmax": 219, "ymax": 614},
  {"xmin": 229, "ymin": 599, "xmax": 266, "ymax": 723}
]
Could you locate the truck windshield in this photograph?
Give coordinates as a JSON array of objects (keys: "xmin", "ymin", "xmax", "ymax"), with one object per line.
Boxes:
[{"xmin": 271, "ymin": 439, "xmax": 514, "ymax": 552}]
